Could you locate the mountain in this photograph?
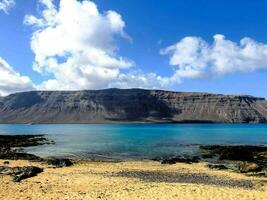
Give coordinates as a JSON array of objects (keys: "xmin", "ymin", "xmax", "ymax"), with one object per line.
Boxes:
[{"xmin": 0, "ymin": 89, "xmax": 267, "ymax": 123}]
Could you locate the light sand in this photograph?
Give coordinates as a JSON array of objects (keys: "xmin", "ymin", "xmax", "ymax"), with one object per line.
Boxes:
[{"xmin": 0, "ymin": 160, "xmax": 266, "ymax": 200}]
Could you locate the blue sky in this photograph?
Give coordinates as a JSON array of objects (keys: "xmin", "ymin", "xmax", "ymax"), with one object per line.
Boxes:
[{"xmin": 0, "ymin": 0, "xmax": 267, "ymax": 97}]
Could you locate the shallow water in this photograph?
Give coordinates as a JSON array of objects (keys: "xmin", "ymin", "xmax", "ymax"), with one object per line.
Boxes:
[{"xmin": 0, "ymin": 124, "xmax": 267, "ymax": 160}]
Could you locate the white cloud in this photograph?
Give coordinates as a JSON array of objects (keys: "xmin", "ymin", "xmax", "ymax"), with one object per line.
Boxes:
[
  {"xmin": 23, "ymin": 0, "xmax": 180, "ymax": 92},
  {"xmin": 0, "ymin": 57, "xmax": 34, "ymax": 96},
  {"xmin": 11, "ymin": 0, "xmax": 267, "ymax": 95},
  {"xmin": 0, "ymin": 0, "xmax": 15, "ymax": 14},
  {"xmin": 24, "ymin": 0, "xmax": 136, "ymax": 91},
  {"xmin": 161, "ymin": 34, "xmax": 267, "ymax": 81},
  {"xmin": 109, "ymin": 70, "xmax": 172, "ymax": 89}
]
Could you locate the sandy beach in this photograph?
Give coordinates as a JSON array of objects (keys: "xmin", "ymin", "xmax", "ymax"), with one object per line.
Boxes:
[{"xmin": 0, "ymin": 159, "xmax": 266, "ymax": 200}]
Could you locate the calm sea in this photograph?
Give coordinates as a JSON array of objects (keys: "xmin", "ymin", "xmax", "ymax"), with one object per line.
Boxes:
[{"xmin": 0, "ymin": 124, "xmax": 267, "ymax": 160}]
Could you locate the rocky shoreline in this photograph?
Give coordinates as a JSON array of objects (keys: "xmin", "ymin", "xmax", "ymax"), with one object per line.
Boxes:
[
  {"xmin": 0, "ymin": 134, "xmax": 266, "ymax": 183},
  {"xmin": 200, "ymin": 145, "xmax": 267, "ymax": 175},
  {"xmin": 0, "ymin": 135, "xmax": 52, "ymax": 161},
  {"xmin": 154, "ymin": 145, "xmax": 267, "ymax": 177},
  {"xmin": 0, "ymin": 135, "xmax": 73, "ymax": 181}
]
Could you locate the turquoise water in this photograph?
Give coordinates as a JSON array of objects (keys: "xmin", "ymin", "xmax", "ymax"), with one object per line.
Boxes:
[{"xmin": 0, "ymin": 124, "xmax": 267, "ymax": 160}]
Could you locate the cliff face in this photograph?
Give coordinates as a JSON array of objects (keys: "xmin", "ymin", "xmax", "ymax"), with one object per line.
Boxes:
[{"xmin": 0, "ymin": 89, "xmax": 267, "ymax": 123}]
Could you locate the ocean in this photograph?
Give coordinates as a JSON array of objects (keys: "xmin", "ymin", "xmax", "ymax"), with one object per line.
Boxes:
[{"xmin": 0, "ymin": 124, "xmax": 267, "ymax": 160}]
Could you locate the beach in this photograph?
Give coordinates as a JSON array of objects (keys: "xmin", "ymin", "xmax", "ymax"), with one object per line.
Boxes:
[
  {"xmin": 0, "ymin": 159, "xmax": 266, "ymax": 200},
  {"xmin": 0, "ymin": 133, "xmax": 266, "ymax": 199}
]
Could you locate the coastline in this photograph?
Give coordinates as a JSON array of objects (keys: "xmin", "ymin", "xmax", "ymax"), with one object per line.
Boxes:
[{"xmin": 1, "ymin": 134, "xmax": 266, "ymax": 199}]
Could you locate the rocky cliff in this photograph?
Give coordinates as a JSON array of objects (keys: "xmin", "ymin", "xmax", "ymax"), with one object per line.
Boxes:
[{"xmin": 0, "ymin": 89, "xmax": 267, "ymax": 123}]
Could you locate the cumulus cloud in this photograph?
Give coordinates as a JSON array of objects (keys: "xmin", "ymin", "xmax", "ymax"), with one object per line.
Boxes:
[
  {"xmin": 24, "ymin": 0, "xmax": 136, "ymax": 91},
  {"xmin": 0, "ymin": 0, "xmax": 15, "ymax": 14},
  {"xmin": 0, "ymin": 57, "xmax": 34, "ymax": 96},
  {"xmin": 161, "ymin": 34, "xmax": 267, "ymax": 81},
  {"xmin": 7, "ymin": 0, "xmax": 267, "ymax": 95},
  {"xmin": 109, "ymin": 70, "xmax": 171, "ymax": 89}
]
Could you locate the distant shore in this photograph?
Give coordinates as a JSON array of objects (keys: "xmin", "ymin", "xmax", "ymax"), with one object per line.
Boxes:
[
  {"xmin": 1, "ymin": 89, "xmax": 267, "ymax": 124},
  {"xmin": 1, "ymin": 121, "xmax": 267, "ymax": 125}
]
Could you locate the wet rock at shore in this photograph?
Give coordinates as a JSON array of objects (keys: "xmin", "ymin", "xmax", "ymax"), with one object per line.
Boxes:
[
  {"xmin": 0, "ymin": 135, "xmax": 52, "ymax": 148},
  {"xmin": 200, "ymin": 145, "xmax": 267, "ymax": 163},
  {"xmin": 45, "ymin": 158, "xmax": 73, "ymax": 168},
  {"xmin": 0, "ymin": 166, "xmax": 43, "ymax": 182},
  {"xmin": 201, "ymin": 153, "xmax": 215, "ymax": 159},
  {"xmin": 0, "ymin": 150, "xmax": 42, "ymax": 161},
  {"xmin": 0, "ymin": 135, "xmax": 52, "ymax": 161},
  {"xmin": 0, "ymin": 135, "xmax": 73, "ymax": 169},
  {"xmin": 207, "ymin": 164, "xmax": 228, "ymax": 170},
  {"xmin": 200, "ymin": 145, "xmax": 267, "ymax": 176},
  {"xmin": 159, "ymin": 156, "xmax": 200, "ymax": 165}
]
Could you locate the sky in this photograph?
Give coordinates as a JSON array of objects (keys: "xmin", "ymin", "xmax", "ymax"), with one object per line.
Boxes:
[{"xmin": 1, "ymin": 0, "xmax": 267, "ymax": 97}]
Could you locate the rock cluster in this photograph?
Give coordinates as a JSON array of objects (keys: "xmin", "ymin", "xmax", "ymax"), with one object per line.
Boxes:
[
  {"xmin": 0, "ymin": 135, "xmax": 50, "ymax": 161},
  {"xmin": 200, "ymin": 145, "xmax": 267, "ymax": 176},
  {"xmin": 0, "ymin": 135, "xmax": 73, "ymax": 182}
]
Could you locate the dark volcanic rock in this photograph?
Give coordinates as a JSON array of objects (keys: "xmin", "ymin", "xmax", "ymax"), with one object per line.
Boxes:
[
  {"xmin": 3, "ymin": 161, "xmax": 9, "ymax": 165},
  {"xmin": 200, "ymin": 145, "xmax": 267, "ymax": 175},
  {"xmin": 0, "ymin": 89, "xmax": 267, "ymax": 123},
  {"xmin": 200, "ymin": 145, "xmax": 267, "ymax": 163},
  {"xmin": 201, "ymin": 153, "xmax": 215, "ymax": 159},
  {"xmin": 160, "ymin": 156, "xmax": 200, "ymax": 165},
  {"xmin": 0, "ymin": 166, "xmax": 43, "ymax": 182},
  {"xmin": 0, "ymin": 135, "xmax": 51, "ymax": 148},
  {"xmin": 45, "ymin": 158, "xmax": 73, "ymax": 168},
  {"xmin": 207, "ymin": 164, "xmax": 228, "ymax": 170},
  {"xmin": 0, "ymin": 151, "xmax": 42, "ymax": 161},
  {"xmin": 0, "ymin": 135, "xmax": 72, "ymax": 169},
  {"xmin": 0, "ymin": 135, "xmax": 51, "ymax": 161}
]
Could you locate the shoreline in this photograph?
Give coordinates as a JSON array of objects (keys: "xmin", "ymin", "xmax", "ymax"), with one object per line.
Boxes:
[
  {"xmin": 1, "ymin": 134, "xmax": 267, "ymax": 174},
  {"xmin": 0, "ymin": 134, "xmax": 267, "ymax": 199}
]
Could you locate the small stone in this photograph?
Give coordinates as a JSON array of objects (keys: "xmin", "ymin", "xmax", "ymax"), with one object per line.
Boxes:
[{"xmin": 3, "ymin": 161, "xmax": 9, "ymax": 165}]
